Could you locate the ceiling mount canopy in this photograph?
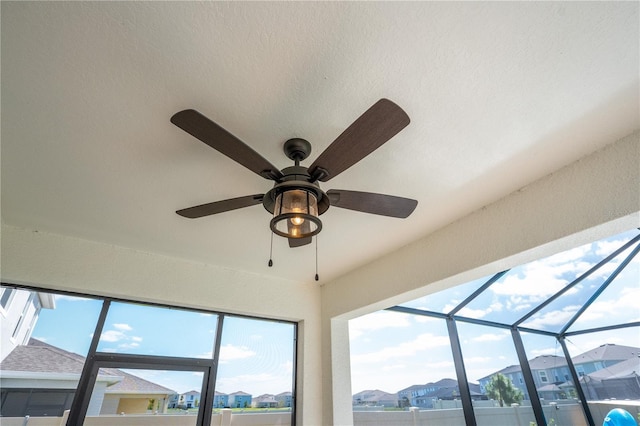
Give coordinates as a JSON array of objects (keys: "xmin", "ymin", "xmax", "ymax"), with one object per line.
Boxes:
[{"xmin": 172, "ymin": 98, "xmax": 418, "ymax": 249}]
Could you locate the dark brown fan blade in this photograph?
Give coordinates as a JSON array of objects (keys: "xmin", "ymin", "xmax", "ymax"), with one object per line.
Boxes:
[
  {"xmin": 177, "ymin": 194, "xmax": 264, "ymax": 219},
  {"xmin": 327, "ymin": 189, "xmax": 417, "ymax": 218},
  {"xmin": 287, "ymin": 220, "xmax": 313, "ymax": 248},
  {"xmin": 308, "ymin": 99, "xmax": 410, "ymax": 182},
  {"xmin": 171, "ymin": 109, "xmax": 283, "ymax": 181}
]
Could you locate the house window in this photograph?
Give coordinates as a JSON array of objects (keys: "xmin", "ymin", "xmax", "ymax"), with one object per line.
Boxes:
[
  {"xmin": 0, "ymin": 288, "xmax": 15, "ymax": 314},
  {"xmin": 539, "ymin": 371, "xmax": 548, "ymax": 383},
  {"xmin": 11, "ymin": 294, "xmax": 33, "ymax": 339}
]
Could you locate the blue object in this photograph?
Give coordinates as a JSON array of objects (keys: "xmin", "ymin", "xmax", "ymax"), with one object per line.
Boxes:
[{"xmin": 603, "ymin": 408, "xmax": 638, "ymax": 426}]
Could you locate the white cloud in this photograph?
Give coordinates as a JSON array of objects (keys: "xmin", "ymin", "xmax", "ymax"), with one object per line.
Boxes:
[
  {"xmin": 131, "ymin": 336, "xmax": 143, "ymax": 342},
  {"xmin": 463, "ymin": 356, "xmax": 493, "ymax": 365},
  {"xmin": 219, "ymin": 344, "xmax": 256, "ymax": 363},
  {"xmin": 454, "ymin": 306, "xmax": 492, "ymax": 318},
  {"xmin": 351, "ymin": 333, "xmax": 449, "ymax": 364},
  {"xmin": 100, "ymin": 330, "xmax": 126, "ymax": 342},
  {"xmin": 113, "ymin": 323, "xmax": 133, "ymax": 331},
  {"xmin": 521, "ymin": 305, "xmax": 580, "ymax": 329},
  {"xmin": 349, "ymin": 311, "xmax": 411, "ymax": 340},
  {"xmin": 425, "ymin": 360, "xmax": 454, "ymax": 369},
  {"xmin": 472, "ymin": 332, "xmax": 508, "ymax": 342}
]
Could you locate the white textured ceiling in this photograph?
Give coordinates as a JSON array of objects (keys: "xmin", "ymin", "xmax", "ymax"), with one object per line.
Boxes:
[{"xmin": 2, "ymin": 2, "xmax": 638, "ymax": 284}]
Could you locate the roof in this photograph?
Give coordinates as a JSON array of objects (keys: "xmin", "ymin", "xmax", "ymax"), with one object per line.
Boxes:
[
  {"xmin": 229, "ymin": 391, "xmax": 251, "ymax": 396},
  {"xmin": 573, "ymin": 344, "xmax": 640, "ymax": 364},
  {"xmin": 528, "ymin": 355, "xmax": 567, "ymax": 370},
  {"xmin": 253, "ymin": 394, "xmax": 278, "ymax": 403},
  {"xmin": 398, "ymin": 379, "xmax": 457, "ymax": 393},
  {"xmin": 1, "ymin": 338, "xmax": 86, "ymax": 374},
  {"xmin": 432, "ymin": 378, "xmax": 458, "ymax": 388},
  {"xmin": 478, "ymin": 365, "xmax": 521, "ymax": 381},
  {"xmin": 353, "ymin": 389, "xmax": 397, "ymax": 401},
  {"xmin": 480, "ymin": 344, "xmax": 640, "ymax": 381},
  {"xmin": 537, "ymin": 384, "xmax": 563, "ymax": 392},
  {"xmin": 0, "ymin": 339, "xmax": 174, "ymax": 395},
  {"xmin": 588, "ymin": 357, "xmax": 640, "ymax": 380}
]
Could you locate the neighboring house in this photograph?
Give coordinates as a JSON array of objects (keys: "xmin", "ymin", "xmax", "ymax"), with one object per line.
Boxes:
[
  {"xmin": 478, "ymin": 344, "xmax": 640, "ymax": 402},
  {"xmin": 572, "ymin": 344, "xmax": 639, "ymax": 377},
  {"xmin": 396, "ymin": 379, "xmax": 483, "ymax": 408},
  {"xmin": 579, "ymin": 356, "xmax": 640, "ymax": 400},
  {"xmin": 275, "ymin": 391, "xmax": 293, "ymax": 408},
  {"xmin": 0, "ymin": 338, "xmax": 175, "ymax": 417},
  {"xmin": 252, "ymin": 394, "xmax": 278, "ymax": 408},
  {"xmin": 168, "ymin": 390, "xmax": 200, "ymax": 409},
  {"xmin": 168, "ymin": 393, "xmax": 179, "ymax": 408},
  {"xmin": 182, "ymin": 390, "xmax": 200, "ymax": 408},
  {"xmin": 228, "ymin": 391, "xmax": 252, "ymax": 408},
  {"xmin": 214, "ymin": 391, "xmax": 229, "ymax": 408},
  {"xmin": 352, "ymin": 389, "xmax": 398, "ymax": 407},
  {"xmin": 0, "ymin": 287, "xmax": 55, "ymax": 361}
]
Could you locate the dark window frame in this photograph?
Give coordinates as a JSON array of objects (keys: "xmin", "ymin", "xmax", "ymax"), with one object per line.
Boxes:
[{"xmin": 0, "ymin": 283, "xmax": 298, "ymax": 426}]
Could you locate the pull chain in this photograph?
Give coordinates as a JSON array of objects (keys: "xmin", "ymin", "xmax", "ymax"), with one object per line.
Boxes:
[
  {"xmin": 268, "ymin": 232, "xmax": 274, "ymax": 267},
  {"xmin": 315, "ymin": 236, "xmax": 319, "ymax": 281}
]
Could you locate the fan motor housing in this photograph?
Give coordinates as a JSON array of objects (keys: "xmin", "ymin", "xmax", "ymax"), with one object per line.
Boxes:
[{"xmin": 263, "ymin": 166, "xmax": 330, "ymax": 215}]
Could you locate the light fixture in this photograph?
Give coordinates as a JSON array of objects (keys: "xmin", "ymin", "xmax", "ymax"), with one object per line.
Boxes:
[{"xmin": 270, "ymin": 188, "xmax": 322, "ymax": 239}]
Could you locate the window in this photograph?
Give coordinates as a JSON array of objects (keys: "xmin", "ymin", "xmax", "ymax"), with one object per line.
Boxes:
[
  {"xmin": 350, "ymin": 228, "xmax": 639, "ymax": 426},
  {"xmin": 11, "ymin": 293, "xmax": 33, "ymax": 339},
  {"xmin": 539, "ymin": 371, "xmax": 549, "ymax": 383},
  {"xmin": 0, "ymin": 288, "xmax": 16, "ymax": 318},
  {"xmin": 0, "ymin": 286, "xmax": 297, "ymax": 424}
]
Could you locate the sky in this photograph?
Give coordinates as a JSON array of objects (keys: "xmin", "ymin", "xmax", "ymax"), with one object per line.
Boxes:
[
  {"xmin": 348, "ymin": 229, "xmax": 640, "ymax": 394},
  {"xmin": 31, "ymin": 296, "xmax": 295, "ymax": 396}
]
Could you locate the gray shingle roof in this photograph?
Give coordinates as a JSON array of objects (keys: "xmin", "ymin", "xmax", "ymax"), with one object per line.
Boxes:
[
  {"xmin": 588, "ymin": 356, "xmax": 640, "ymax": 380},
  {"xmin": 0, "ymin": 338, "xmax": 86, "ymax": 374},
  {"xmin": 0, "ymin": 339, "xmax": 174, "ymax": 394},
  {"xmin": 573, "ymin": 344, "xmax": 639, "ymax": 363}
]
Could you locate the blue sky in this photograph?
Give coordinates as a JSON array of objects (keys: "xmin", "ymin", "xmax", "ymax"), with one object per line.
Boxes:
[
  {"xmin": 32, "ymin": 297, "xmax": 295, "ymax": 395},
  {"xmin": 348, "ymin": 229, "xmax": 640, "ymax": 394}
]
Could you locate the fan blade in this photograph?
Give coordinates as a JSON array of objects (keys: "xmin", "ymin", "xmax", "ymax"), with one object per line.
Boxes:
[
  {"xmin": 287, "ymin": 220, "xmax": 313, "ymax": 248},
  {"xmin": 171, "ymin": 109, "xmax": 283, "ymax": 181},
  {"xmin": 327, "ymin": 189, "xmax": 417, "ymax": 218},
  {"xmin": 177, "ymin": 194, "xmax": 264, "ymax": 218},
  {"xmin": 289, "ymin": 237, "xmax": 312, "ymax": 248},
  {"xmin": 308, "ymin": 99, "xmax": 410, "ymax": 182}
]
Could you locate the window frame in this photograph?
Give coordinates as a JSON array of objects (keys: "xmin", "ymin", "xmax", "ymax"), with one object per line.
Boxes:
[{"xmin": 0, "ymin": 283, "xmax": 298, "ymax": 426}]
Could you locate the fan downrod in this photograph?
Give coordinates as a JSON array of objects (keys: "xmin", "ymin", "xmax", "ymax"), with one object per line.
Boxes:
[{"xmin": 283, "ymin": 138, "xmax": 312, "ymax": 163}]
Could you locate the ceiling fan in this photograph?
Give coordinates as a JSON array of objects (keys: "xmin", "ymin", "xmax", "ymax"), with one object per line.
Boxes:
[{"xmin": 171, "ymin": 98, "xmax": 418, "ymax": 249}]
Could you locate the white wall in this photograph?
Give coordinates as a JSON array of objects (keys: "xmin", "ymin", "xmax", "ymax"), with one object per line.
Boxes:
[
  {"xmin": 0, "ymin": 226, "xmax": 322, "ymax": 425},
  {"xmin": 321, "ymin": 131, "xmax": 640, "ymax": 425},
  {"xmin": 0, "ymin": 288, "xmax": 39, "ymax": 361}
]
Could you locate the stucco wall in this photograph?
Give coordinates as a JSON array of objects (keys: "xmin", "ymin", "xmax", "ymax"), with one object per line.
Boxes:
[
  {"xmin": 0, "ymin": 226, "xmax": 322, "ymax": 425},
  {"xmin": 321, "ymin": 130, "xmax": 639, "ymax": 425}
]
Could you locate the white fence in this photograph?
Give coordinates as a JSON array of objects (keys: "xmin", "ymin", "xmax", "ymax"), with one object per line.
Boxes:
[
  {"xmin": 3, "ymin": 401, "xmax": 638, "ymax": 426},
  {"xmin": 0, "ymin": 409, "xmax": 291, "ymax": 426}
]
